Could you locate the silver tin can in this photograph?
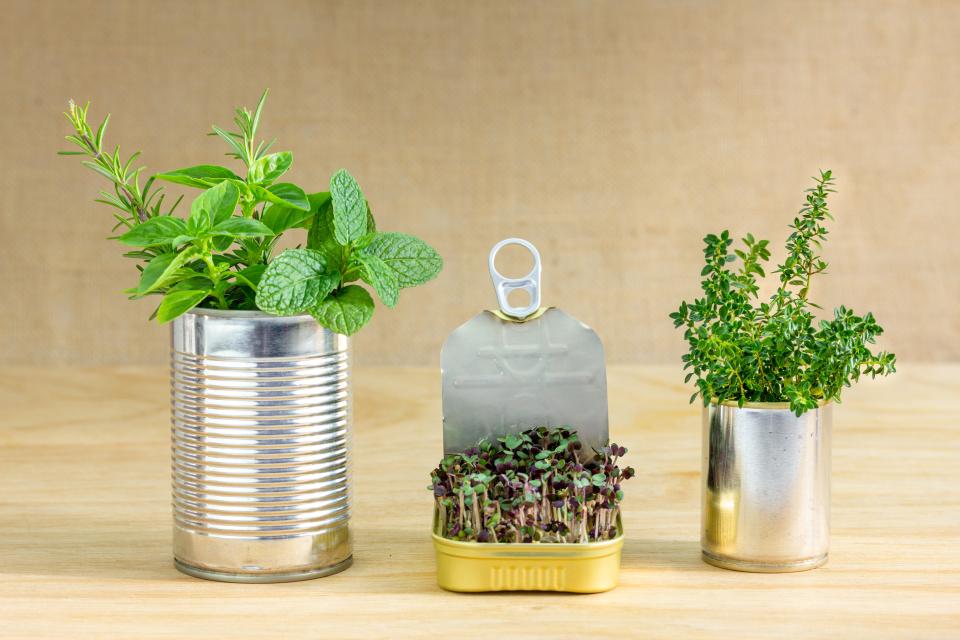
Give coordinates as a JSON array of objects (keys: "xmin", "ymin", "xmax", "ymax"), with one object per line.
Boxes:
[
  {"xmin": 171, "ymin": 309, "xmax": 352, "ymax": 582},
  {"xmin": 702, "ymin": 402, "xmax": 831, "ymax": 572}
]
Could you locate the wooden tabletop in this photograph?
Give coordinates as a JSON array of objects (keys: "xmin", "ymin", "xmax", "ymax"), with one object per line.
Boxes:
[{"xmin": 0, "ymin": 365, "xmax": 957, "ymax": 638}]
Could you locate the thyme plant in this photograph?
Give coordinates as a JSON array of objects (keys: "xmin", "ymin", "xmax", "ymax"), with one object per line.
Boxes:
[
  {"xmin": 61, "ymin": 91, "xmax": 442, "ymax": 333},
  {"xmin": 670, "ymin": 171, "xmax": 896, "ymax": 415},
  {"xmin": 429, "ymin": 427, "xmax": 634, "ymax": 544}
]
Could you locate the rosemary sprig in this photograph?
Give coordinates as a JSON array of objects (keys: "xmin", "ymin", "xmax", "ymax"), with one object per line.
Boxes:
[
  {"xmin": 209, "ymin": 89, "xmax": 275, "ymax": 175},
  {"xmin": 59, "ymin": 100, "xmax": 179, "ymax": 229}
]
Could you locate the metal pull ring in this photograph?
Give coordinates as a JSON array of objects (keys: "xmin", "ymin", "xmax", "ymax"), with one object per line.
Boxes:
[{"xmin": 488, "ymin": 238, "xmax": 542, "ymax": 319}]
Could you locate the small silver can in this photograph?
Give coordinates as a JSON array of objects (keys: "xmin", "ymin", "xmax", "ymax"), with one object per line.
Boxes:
[
  {"xmin": 170, "ymin": 309, "xmax": 352, "ymax": 582},
  {"xmin": 702, "ymin": 401, "xmax": 831, "ymax": 572}
]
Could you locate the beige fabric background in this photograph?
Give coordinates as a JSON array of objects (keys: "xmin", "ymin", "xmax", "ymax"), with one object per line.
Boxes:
[{"xmin": 1, "ymin": 0, "xmax": 956, "ymax": 366}]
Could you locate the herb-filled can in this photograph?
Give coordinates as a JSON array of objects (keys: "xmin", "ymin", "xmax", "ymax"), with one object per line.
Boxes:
[
  {"xmin": 171, "ymin": 309, "xmax": 352, "ymax": 582},
  {"xmin": 702, "ymin": 402, "xmax": 831, "ymax": 572}
]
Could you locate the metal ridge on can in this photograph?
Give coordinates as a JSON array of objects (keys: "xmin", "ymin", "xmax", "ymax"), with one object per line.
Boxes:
[{"xmin": 171, "ymin": 310, "xmax": 353, "ymax": 583}]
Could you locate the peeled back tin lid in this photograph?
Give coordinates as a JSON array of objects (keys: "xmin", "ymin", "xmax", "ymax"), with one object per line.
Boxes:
[{"xmin": 440, "ymin": 238, "xmax": 609, "ymax": 454}]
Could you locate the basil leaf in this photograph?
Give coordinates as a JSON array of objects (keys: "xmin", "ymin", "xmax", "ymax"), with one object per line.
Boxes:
[
  {"xmin": 190, "ymin": 181, "xmax": 240, "ymax": 228},
  {"xmin": 307, "ymin": 191, "xmax": 332, "ymax": 213},
  {"xmin": 211, "ymin": 217, "xmax": 275, "ymax": 238},
  {"xmin": 256, "ymin": 249, "xmax": 338, "ymax": 316},
  {"xmin": 310, "ymin": 285, "xmax": 374, "ymax": 336},
  {"xmin": 361, "ymin": 232, "xmax": 443, "ymax": 288},
  {"xmin": 136, "ymin": 247, "xmax": 200, "ymax": 295},
  {"xmin": 233, "ymin": 264, "xmax": 266, "ymax": 289},
  {"xmin": 251, "ymin": 183, "xmax": 310, "ymax": 211},
  {"xmin": 136, "ymin": 253, "xmax": 175, "ymax": 295},
  {"xmin": 261, "ymin": 202, "xmax": 314, "ymax": 234},
  {"xmin": 155, "ymin": 165, "xmax": 240, "ymax": 189},
  {"xmin": 357, "ymin": 253, "xmax": 399, "ymax": 308},
  {"xmin": 167, "ymin": 276, "xmax": 214, "ymax": 293},
  {"xmin": 156, "ymin": 290, "xmax": 209, "ymax": 323},
  {"xmin": 330, "ymin": 169, "xmax": 367, "ymax": 245},
  {"xmin": 212, "ymin": 235, "xmax": 233, "ymax": 251},
  {"xmin": 170, "ymin": 233, "xmax": 197, "ymax": 248},
  {"xmin": 250, "ymin": 151, "xmax": 292, "ymax": 186},
  {"xmin": 185, "ymin": 216, "xmax": 204, "ymax": 237},
  {"xmin": 118, "ymin": 216, "xmax": 187, "ymax": 247}
]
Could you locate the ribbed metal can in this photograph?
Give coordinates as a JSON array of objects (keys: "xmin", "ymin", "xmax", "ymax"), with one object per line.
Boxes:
[
  {"xmin": 702, "ymin": 402, "xmax": 831, "ymax": 573},
  {"xmin": 170, "ymin": 309, "xmax": 352, "ymax": 582}
]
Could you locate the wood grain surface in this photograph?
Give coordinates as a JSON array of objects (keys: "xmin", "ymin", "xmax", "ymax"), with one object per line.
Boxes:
[{"xmin": 0, "ymin": 365, "xmax": 957, "ymax": 639}]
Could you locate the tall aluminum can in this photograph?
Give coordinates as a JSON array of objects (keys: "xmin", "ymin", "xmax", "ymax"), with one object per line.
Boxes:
[
  {"xmin": 170, "ymin": 309, "xmax": 351, "ymax": 582},
  {"xmin": 702, "ymin": 402, "xmax": 831, "ymax": 572}
]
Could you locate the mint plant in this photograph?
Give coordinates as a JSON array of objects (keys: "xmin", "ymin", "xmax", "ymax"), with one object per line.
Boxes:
[
  {"xmin": 429, "ymin": 427, "xmax": 634, "ymax": 544},
  {"xmin": 670, "ymin": 171, "xmax": 896, "ymax": 415},
  {"xmin": 61, "ymin": 92, "xmax": 442, "ymax": 334}
]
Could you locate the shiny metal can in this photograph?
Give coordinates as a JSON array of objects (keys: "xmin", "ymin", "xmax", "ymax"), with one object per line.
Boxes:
[
  {"xmin": 702, "ymin": 402, "xmax": 831, "ymax": 572},
  {"xmin": 170, "ymin": 309, "xmax": 352, "ymax": 582}
]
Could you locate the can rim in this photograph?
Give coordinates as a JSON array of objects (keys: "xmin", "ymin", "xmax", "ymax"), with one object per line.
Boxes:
[
  {"xmin": 183, "ymin": 308, "xmax": 314, "ymax": 320},
  {"xmin": 710, "ymin": 398, "xmax": 831, "ymax": 410},
  {"xmin": 431, "ymin": 529, "xmax": 624, "ymax": 559}
]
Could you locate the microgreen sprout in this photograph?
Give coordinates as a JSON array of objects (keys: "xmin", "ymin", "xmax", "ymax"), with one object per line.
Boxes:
[{"xmin": 429, "ymin": 427, "xmax": 634, "ymax": 544}]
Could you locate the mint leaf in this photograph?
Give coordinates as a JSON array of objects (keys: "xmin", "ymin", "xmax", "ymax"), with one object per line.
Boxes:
[
  {"xmin": 330, "ymin": 169, "xmax": 367, "ymax": 245},
  {"xmin": 353, "ymin": 231, "xmax": 377, "ymax": 250},
  {"xmin": 155, "ymin": 165, "xmax": 241, "ymax": 189},
  {"xmin": 256, "ymin": 249, "xmax": 337, "ymax": 316},
  {"xmin": 357, "ymin": 253, "xmax": 399, "ymax": 308},
  {"xmin": 191, "ymin": 181, "xmax": 240, "ymax": 227},
  {"xmin": 118, "ymin": 216, "xmax": 187, "ymax": 247},
  {"xmin": 362, "ymin": 232, "xmax": 442, "ymax": 287},
  {"xmin": 250, "ymin": 151, "xmax": 292, "ymax": 186},
  {"xmin": 211, "ymin": 217, "xmax": 274, "ymax": 238},
  {"xmin": 157, "ymin": 289, "xmax": 208, "ymax": 323},
  {"xmin": 251, "ymin": 183, "xmax": 310, "ymax": 212},
  {"xmin": 307, "ymin": 195, "xmax": 344, "ymax": 271},
  {"xmin": 262, "ymin": 202, "xmax": 313, "ymax": 234},
  {"xmin": 310, "ymin": 285, "xmax": 374, "ymax": 336}
]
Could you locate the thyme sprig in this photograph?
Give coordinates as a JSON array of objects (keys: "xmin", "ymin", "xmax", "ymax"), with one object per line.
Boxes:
[
  {"xmin": 670, "ymin": 170, "xmax": 896, "ymax": 415},
  {"xmin": 430, "ymin": 427, "xmax": 634, "ymax": 544}
]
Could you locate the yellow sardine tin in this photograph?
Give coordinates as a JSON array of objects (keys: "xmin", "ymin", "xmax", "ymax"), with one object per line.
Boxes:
[{"xmin": 432, "ymin": 511, "xmax": 624, "ymax": 593}]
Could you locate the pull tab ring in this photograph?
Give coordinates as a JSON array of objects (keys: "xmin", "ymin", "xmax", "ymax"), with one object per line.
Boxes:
[{"xmin": 488, "ymin": 238, "xmax": 542, "ymax": 319}]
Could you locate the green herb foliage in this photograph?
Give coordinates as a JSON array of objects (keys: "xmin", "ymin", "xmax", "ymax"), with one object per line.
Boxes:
[
  {"xmin": 429, "ymin": 427, "xmax": 634, "ymax": 544},
  {"xmin": 61, "ymin": 92, "xmax": 442, "ymax": 334},
  {"xmin": 670, "ymin": 171, "xmax": 896, "ymax": 415}
]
